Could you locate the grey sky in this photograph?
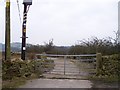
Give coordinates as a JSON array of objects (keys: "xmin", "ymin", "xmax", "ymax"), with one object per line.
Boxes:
[{"xmin": 0, "ymin": 0, "xmax": 119, "ymax": 46}]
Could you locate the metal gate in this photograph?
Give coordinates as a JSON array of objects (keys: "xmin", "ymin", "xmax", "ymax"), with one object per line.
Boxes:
[{"xmin": 35, "ymin": 54, "xmax": 96, "ymax": 79}]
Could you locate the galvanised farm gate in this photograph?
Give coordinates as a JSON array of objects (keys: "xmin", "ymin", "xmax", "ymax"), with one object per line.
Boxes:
[{"xmin": 35, "ymin": 54, "xmax": 96, "ymax": 79}]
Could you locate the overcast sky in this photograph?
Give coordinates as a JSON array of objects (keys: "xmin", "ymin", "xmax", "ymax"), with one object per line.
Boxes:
[{"xmin": 0, "ymin": 0, "xmax": 119, "ymax": 46}]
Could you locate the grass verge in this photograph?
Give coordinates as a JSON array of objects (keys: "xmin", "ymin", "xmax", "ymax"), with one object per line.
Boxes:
[{"xmin": 2, "ymin": 74, "xmax": 39, "ymax": 88}]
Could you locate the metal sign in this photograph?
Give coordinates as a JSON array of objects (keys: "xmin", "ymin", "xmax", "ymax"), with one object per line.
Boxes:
[{"xmin": 23, "ymin": 0, "xmax": 32, "ymax": 5}]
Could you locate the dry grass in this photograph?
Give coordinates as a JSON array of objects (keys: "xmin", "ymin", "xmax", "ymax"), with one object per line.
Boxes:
[{"xmin": 11, "ymin": 53, "xmax": 21, "ymax": 59}]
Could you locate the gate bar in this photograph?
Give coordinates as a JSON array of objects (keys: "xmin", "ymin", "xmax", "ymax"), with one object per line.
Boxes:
[{"xmin": 36, "ymin": 54, "xmax": 96, "ymax": 57}]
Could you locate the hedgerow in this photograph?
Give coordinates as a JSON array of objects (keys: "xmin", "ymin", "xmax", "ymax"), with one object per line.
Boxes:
[
  {"xmin": 2, "ymin": 59, "xmax": 54, "ymax": 80},
  {"xmin": 96, "ymin": 54, "xmax": 120, "ymax": 81}
]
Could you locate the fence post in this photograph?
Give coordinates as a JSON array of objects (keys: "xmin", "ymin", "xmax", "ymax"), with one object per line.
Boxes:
[
  {"xmin": 96, "ymin": 53, "xmax": 102, "ymax": 74},
  {"xmin": 64, "ymin": 56, "xmax": 66, "ymax": 75}
]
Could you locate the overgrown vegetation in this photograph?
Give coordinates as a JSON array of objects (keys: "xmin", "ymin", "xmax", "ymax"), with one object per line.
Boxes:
[
  {"xmin": 88, "ymin": 54, "xmax": 120, "ymax": 82},
  {"xmin": 69, "ymin": 37, "xmax": 120, "ymax": 55},
  {"xmin": 94, "ymin": 54, "xmax": 120, "ymax": 82},
  {"xmin": 2, "ymin": 58, "xmax": 54, "ymax": 88},
  {"xmin": 102, "ymin": 54, "xmax": 120, "ymax": 76}
]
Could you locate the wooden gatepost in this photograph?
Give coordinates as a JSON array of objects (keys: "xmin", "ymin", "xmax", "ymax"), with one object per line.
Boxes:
[{"xmin": 96, "ymin": 53, "xmax": 102, "ymax": 75}]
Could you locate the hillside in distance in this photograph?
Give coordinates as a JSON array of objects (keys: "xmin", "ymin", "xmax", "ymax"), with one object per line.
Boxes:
[
  {"xmin": 0, "ymin": 42, "xmax": 70, "ymax": 53},
  {"xmin": 0, "ymin": 42, "xmax": 21, "ymax": 52}
]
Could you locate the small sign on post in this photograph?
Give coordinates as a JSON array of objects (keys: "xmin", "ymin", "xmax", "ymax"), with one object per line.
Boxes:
[{"xmin": 23, "ymin": 0, "xmax": 32, "ymax": 5}]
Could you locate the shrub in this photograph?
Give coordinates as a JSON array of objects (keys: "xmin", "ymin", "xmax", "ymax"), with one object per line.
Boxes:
[
  {"xmin": 26, "ymin": 53, "xmax": 36, "ymax": 60},
  {"xmin": 2, "ymin": 58, "xmax": 55, "ymax": 80},
  {"xmin": 2, "ymin": 59, "xmax": 41, "ymax": 80},
  {"xmin": 96, "ymin": 54, "xmax": 120, "ymax": 79}
]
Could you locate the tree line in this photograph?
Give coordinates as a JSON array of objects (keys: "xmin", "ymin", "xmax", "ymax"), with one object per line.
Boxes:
[{"xmin": 26, "ymin": 37, "xmax": 120, "ymax": 56}]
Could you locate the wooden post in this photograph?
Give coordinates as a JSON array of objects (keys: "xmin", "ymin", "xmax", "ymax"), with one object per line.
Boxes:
[
  {"xmin": 96, "ymin": 53, "xmax": 102, "ymax": 74},
  {"xmin": 64, "ymin": 56, "xmax": 66, "ymax": 75},
  {"xmin": 5, "ymin": 0, "xmax": 11, "ymax": 61}
]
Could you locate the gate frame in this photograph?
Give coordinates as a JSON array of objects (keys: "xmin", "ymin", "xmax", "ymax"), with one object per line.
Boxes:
[{"xmin": 35, "ymin": 54, "xmax": 97, "ymax": 75}]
